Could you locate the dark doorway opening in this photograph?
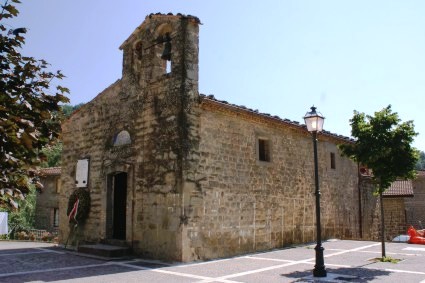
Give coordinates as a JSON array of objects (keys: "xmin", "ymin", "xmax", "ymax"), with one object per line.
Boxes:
[{"xmin": 113, "ymin": 172, "xmax": 127, "ymax": 240}]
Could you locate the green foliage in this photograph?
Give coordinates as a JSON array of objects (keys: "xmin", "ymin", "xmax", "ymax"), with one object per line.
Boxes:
[
  {"xmin": 40, "ymin": 103, "xmax": 84, "ymax": 168},
  {"xmin": 41, "ymin": 142, "xmax": 63, "ymax": 168},
  {"xmin": 0, "ymin": 1, "xmax": 69, "ymax": 209},
  {"xmin": 61, "ymin": 103, "xmax": 84, "ymax": 118},
  {"xmin": 339, "ymin": 105, "xmax": 419, "ymax": 258},
  {"xmin": 61, "ymin": 105, "xmax": 74, "ymax": 118},
  {"xmin": 339, "ymin": 105, "xmax": 419, "ymax": 193},
  {"xmin": 416, "ymin": 151, "xmax": 425, "ymax": 170},
  {"xmin": 1, "ymin": 186, "xmax": 36, "ymax": 235},
  {"xmin": 379, "ymin": 256, "xmax": 401, "ymax": 264}
]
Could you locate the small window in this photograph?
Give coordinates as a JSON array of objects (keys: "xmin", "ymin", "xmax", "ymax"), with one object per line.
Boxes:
[
  {"xmin": 166, "ymin": 60, "xmax": 172, "ymax": 73},
  {"xmin": 330, "ymin": 152, "xmax": 336, "ymax": 169},
  {"xmin": 161, "ymin": 33, "xmax": 172, "ymax": 74},
  {"xmin": 258, "ymin": 138, "xmax": 270, "ymax": 162},
  {"xmin": 53, "ymin": 208, "xmax": 59, "ymax": 227}
]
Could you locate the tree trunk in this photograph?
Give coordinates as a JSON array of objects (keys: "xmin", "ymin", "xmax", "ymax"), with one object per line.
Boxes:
[{"xmin": 379, "ymin": 191, "xmax": 386, "ymax": 258}]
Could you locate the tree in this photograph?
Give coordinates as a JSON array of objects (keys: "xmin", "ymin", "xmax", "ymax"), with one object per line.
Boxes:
[
  {"xmin": 339, "ymin": 105, "xmax": 419, "ymax": 258},
  {"xmin": 416, "ymin": 151, "xmax": 425, "ymax": 170},
  {"xmin": 40, "ymin": 142, "xmax": 63, "ymax": 168},
  {"xmin": 5, "ymin": 186, "xmax": 36, "ymax": 234},
  {"xmin": 61, "ymin": 103, "xmax": 84, "ymax": 118},
  {"xmin": 0, "ymin": 0, "xmax": 69, "ymax": 210},
  {"xmin": 40, "ymin": 103, "xmax": 85, "ymax": 168}
]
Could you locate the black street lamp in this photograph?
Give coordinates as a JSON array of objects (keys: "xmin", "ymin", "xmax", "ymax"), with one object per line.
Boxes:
[{"xmin": 304, "ymin": 106, "xmax": 327, "ymax": 278}]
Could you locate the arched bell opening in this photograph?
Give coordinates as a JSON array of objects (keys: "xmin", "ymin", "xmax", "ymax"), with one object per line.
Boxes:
[{"xmin": 154, "ymin": 23, "xmax": 174, "ymax": 74}]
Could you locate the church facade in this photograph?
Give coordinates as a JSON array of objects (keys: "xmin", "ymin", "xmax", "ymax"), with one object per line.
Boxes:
[{"xmin": 60, "ymin": 14, "xmax": 378, "ymax": 262}]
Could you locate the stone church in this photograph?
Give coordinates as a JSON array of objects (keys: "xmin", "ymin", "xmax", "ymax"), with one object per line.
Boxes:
[{"xmin": 60, "ymin": 13, "xmax": 378, "ymax": 262}]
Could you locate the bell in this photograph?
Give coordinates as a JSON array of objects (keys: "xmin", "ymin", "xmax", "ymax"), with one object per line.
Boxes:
[{"xmin": 161, "ymin": 41, "xmax": 172, "ymax": 61}]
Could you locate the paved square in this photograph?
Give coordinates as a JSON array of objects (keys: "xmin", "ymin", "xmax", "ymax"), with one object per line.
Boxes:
[{"xmin": 1, "ymin": 240, "xmax": 425, "ymax": 282}]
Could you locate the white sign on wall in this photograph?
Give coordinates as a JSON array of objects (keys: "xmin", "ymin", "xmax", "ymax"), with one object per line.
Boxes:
[
  {"xmin": 76, "ymin": 159, "xmax": 89, "ymax": 188},
  {"xmin": 0, "ymin": 212, "xmax": 8, "ymax": 235}
]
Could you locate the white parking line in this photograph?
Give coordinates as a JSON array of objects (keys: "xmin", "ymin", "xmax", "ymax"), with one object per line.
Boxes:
[
  {"xmin": 244, "ymin": 255, "xmax": 295, "ymax": 263},
  {"xmin": 0, "ymin": 250, "xmax": 57, "ymax": 257},
  {"xmin": 110, "ymin": 262, "xmax": 150, "ymax": 270},
  {"xmin": 196, "ymin": 242, "xmax": 380, "ymax": 283},
  {"xmin": 324, "ymin": 243, "xmax": 381, "ymax": 258},
  {"xmin": 302, "ymin": 262, "xmax": 351, "ymax": 268},
  {"xmin": 177, "ymin": 257, "xmax": 234, "ymax": 268},
  {"xmin": 0, "ymin": 257, "xmax": 237, "ymax": 283},
  {"xmin": 155, "ymin": 269, "xmax": 242, "ymax": 283},
  {"xmin": 114, "ymin": 261, "xmax": 242, "ymax": 283},
  {"xmin": 0, "ymin": 262, "xmax": 114, "ymax": 278},
  {"xmin": 384, "ymin": 268, "xmax": 425, "ymax": 275},
  {"xmin": 327, "ymin": 248, "xmax": 420, "ymax": 256},
  {"xmin": 244, "ymin": 255, "xmax": 351, "ymax": 268},
  {"xmin": 36, "ymin": 247, "xmax": 66, "ymax": 254},
  {"xmin": 403, "ymin": 247, "xmax": 425, "ymax": 252},
  {"xmin": 0, "ymin": 247, "xmax": 65, "ymax": 257},
  {"xmin": 0, "ymin": 250, "xmax": 46, "ymax": 257},
  {"xmin": 203, "ymin": 261, "xmax": 310, "ymax": 282}
]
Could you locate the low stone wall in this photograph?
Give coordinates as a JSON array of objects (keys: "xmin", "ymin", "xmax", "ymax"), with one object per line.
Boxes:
[
  {"xmin": 405, "ymin": 174, "xmax": 425, "ymax": 229},
  {"xmin": 383, "ymin": 198, "xmax": 408, "ymax": 240}
]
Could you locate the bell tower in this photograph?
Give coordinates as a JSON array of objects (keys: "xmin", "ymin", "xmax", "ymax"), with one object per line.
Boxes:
[
  {"xmin": 117, "ymin": 14, "xmax": 202, "ymax": 261},
  {"xmin": 119, "ymin": 13, "xmax": 200, "ymax": 92}
]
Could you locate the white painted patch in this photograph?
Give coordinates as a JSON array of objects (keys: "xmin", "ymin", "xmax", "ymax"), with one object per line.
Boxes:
[
  {"xmin": 403, "ymin": 247, "xmax": 425, "ymax": 252},
  {"xmin": 0, "ymin": 262, "xmax": 114, "ymax": 278},
  {"xmin": 384, "ymin": 268, "xmax": 425, "ymax": 275}
]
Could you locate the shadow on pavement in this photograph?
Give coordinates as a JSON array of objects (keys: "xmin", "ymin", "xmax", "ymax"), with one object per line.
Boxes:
[
  {"xmin": 283, "ymin": 267, "xmax": 391, "ymax": 282},
  {"xmin": 0, "ymin": 246, "xmax": 171, "ymax": 283}
]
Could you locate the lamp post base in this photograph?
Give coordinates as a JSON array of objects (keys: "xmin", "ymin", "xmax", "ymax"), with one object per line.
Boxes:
[
  {"xmin": 313, "ymin": 268, "xmax": 327, "ymax": 277},
  {"xmin": 313, "ymin": 245, "xmax": 327, "ymax": 277}
]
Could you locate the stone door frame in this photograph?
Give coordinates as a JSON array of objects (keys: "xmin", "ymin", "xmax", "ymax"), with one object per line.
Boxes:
[{"xmin": 103, "ymin": 163, "xmax": 134, "ymax": 244}]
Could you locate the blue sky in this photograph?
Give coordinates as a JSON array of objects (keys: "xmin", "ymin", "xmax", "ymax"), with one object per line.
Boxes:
[{"xmin": 8, "ymin": 0, "xmax": 425, "ymax": 150}]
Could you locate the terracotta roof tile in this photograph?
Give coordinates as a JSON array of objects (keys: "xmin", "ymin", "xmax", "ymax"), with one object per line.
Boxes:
[
  {"xmin": 200, "ymin": 94, "xmax": 355, "ymax": 143},
  {"xmin": 383, "ymin": 180, "xmax": 413, "ymax": 197}
]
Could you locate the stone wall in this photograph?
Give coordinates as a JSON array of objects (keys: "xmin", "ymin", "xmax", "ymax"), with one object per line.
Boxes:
[
  {"xmin": 60, "ymin": 14, "xmax": 201, "ymax": 261},
  {"xmin": 358, "ymin": 177, "xmax": 412, "ymax": 241},
  {"xmin": 60, "ymin": 80, "xmax": 131, "ymax": 245},
  {"xmin": 182, "ymin": 101, "xmax": 363, "ymax": 260},
  {"xmin": 35, "ymin": 173, "xmax": 60, "ymax": 232},
  {"xmin": 383, "ymin": 198, "xmax": 408, "ymax": 240},
  {"xmin": 405, "ymin": 173, "xmax": 425, "ymax": 229},
  {"xmin": 358, "ymin": 177, "xmax": 380, "ymax": 240}
]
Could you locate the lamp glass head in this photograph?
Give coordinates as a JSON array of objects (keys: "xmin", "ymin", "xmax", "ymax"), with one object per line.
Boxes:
[{"xmin": 304, "ymin": 106, "xmax": 325, "ymax": 133}]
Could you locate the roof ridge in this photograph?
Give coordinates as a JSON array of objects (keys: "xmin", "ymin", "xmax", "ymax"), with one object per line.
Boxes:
[
  {"xmin": 146, "ymin": 12, "xmax": 201, "ymax": 23},
  {"xmin": 200, "ymin": 94, "xmax": 354, "ymax": 143}
]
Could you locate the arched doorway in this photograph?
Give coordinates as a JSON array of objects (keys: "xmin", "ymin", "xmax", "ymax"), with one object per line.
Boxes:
[{"xmin": 107, "ymin": 172, "xmax": 127, "ymax": 240}]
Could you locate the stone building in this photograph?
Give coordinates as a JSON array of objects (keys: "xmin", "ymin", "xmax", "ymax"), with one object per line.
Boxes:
[
  {"xmin": 35, "ymin": 167, "xmax": 61, "ymax": 232},
  {"xmin": 382, "ymin": 180, "xmax": 413, "ymax": 239},
  {"xmin": 405, "ymin": 171, "xmax": 425, "ymax": 229},
  {"xmin": 60, "ymin": 13, "xmax": 376, "ymax": 261},
  {"xmin": 358, "ymin": 173, "xmax": 424, "ymax": 241}
]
